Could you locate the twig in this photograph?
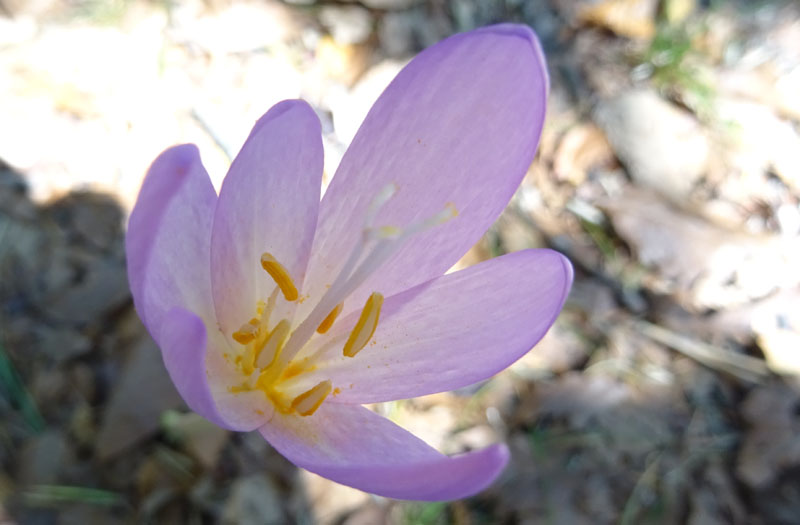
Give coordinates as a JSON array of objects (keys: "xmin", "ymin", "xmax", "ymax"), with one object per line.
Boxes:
[
  {"xmin": 190, "ymin": 109, "xmax": 234, "ymax": 162},
  {"xmin": 634, "ymin": 320, "xmax": 769, "ymax": 383}
]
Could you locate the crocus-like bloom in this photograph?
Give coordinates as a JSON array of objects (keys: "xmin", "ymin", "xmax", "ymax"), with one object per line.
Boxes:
[{"xmin": 126, "ymin": 24, "xmax": 572, "ymax": 501}]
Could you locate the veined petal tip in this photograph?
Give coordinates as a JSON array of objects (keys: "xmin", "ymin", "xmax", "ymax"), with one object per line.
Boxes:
[
  {"xmin": 476, "ymin": 22, "xmax": 535, "ymax": 40},
  {"xmin": 251, "ymin": 99, "xmax": 322, "ymax": 140},
  {"xmin": 547, "ymin": 250, "xmax": 575, "ymax": 311},
  {"xmin": 416, "ymin": 443, "xmax": 510, "ymax": 502},
  {"xmin": 148, "ymin": 143, "xmax": 203, "ymax": 179},
  {"xmin": 462, "ymin": 442, "xmax": 510, "ymax": 486},
  {"xmin": 472, "ymin": 23, "xmax": 549, "ymax": 95},
  {"xmin": 537, "ymin": 249, "xmax": 575, "ymax": 317},
  {"xmin": 559, "ymin": 252, "xmax": 575, "ymax": 295},
  {"xmin": 485, "ymin": 441, "xmax": 511, "ymax": 465}
]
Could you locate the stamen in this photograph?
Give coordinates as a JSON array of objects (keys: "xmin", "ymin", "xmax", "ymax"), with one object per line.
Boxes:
[
  {"xmin": 365, "ymin": 183, "xmax": 398, "ymax": 228},
  {"xmin": 241, "ymin": 344, "xmax": 257, "ymax": 375},
  {"xmin": 290, "ymin": 379, "xmax": 332, "ymax": 416},
  {"xmin": 260, "ymin": 252, "xmax": 299, "ymax": 301},
  {"xmin": 232, "ymin": 318, "xmax": 260, "ymax": 345},
  {"xmin": 316, "ymin": 303, "xmax": 343, "ymax": 334},
  {"xmin": 278, "ymin": 199, "xmax": 455, "ymax": 367},
  {"xmin": 255, "ymin": 319, "xmax": 291, "ymax": 369},
  {"xmin": 404, "ymin": 202, "xmax": 458, "ymax": 237},
  {"xmin": 343, "ymin": 292, "xmax": 383, "ymax": 358}
]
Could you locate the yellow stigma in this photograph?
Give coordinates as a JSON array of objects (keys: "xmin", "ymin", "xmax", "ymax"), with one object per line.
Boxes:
[
  {"xmin": 255, "ymin": 319, "xmax": 291, "ymax": 369},
  {"xmin": 290, "ymin": 380, "xmax": 332, "ymax": 416},
  {"xmin": 232, "ymin": 318, "xmax": 260, "ymax": 345},
  {"xmin": 316, "ymin": 303, "xmax": 343, "ymax": 334},
  {"xmin": 260, "ymin": 252, "xmax": 299, "ymax": 301},
  {"xmin": 343, "ymin": 292, "xmax": 383, "ymax": 358}
]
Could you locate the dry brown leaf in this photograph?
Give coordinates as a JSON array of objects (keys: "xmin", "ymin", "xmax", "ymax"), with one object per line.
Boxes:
[
  {"xmin": 600, "ymin": 188, "xmax": 800, "ymax": 310},
  {"xmin": 96, "ymin": 338, "xmax": 183, "ymax": 461},
  {"xmin": 737, "ymin": 384, "xmax": 800, "ymax": 489},
  {"xmin": 553, "ymin": 123, "xmax": 615, "ymax": 185},
  {"xmin": 577, "ymin": 0, "xmax": 657, "ymax": 40},
  {"xmin": 663, "ymin": 0, "xmax": 696, "ymax": 24},
  {"xmin": 751, "ymin": 289, "xmax": 800, "ymax": 376}
]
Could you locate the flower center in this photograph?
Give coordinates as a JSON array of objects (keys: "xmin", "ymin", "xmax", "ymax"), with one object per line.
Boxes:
[{"xmin": 224, "ymin": 184, "xmax": 457, "ymax": 417}]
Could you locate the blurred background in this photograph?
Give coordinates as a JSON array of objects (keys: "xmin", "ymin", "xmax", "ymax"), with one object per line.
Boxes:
[{"xmin": 1, "ymin": 0, "xmax": 800, "ymax": 523}]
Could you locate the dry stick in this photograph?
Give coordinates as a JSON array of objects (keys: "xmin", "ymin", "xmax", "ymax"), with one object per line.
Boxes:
[
  {"xmin": 509, "ymin": 198, "xmax": 771, "ymax": 383},
  {"xmin": 634, "ymin": 320, "xmax": 770, "ymax": 383},
  {"xmin": 190, "ymin": 108, "xmax": 234, "ymax": 162}
]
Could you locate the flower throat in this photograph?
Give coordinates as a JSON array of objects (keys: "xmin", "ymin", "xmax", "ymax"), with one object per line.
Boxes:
[{"xmin": 225, "ymin": 184, "xmax": 456, "ymax": 416}]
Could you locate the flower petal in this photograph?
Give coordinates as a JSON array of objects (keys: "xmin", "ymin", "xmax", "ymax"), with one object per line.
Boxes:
[
  {"xmin": 259, "ymin": 402, "xmax": 508, "ymax": 501},
  {"xmin": 161, "ymin": 308, "xmax": 273, "ymax": 431},
  {"xmin": 294, "ymin": 249, "xmax": 571, "ymax": 403},
  {"xmin": 126, "ymin": 144, "xmax": 217, "ymax": 341},
  {"xmin": 299, "ymin": 24, "xmax": 548, "ymax": 320},
  {"xmin": 210, "ymin": 100, "xmax": 323, "ymax": 337}
]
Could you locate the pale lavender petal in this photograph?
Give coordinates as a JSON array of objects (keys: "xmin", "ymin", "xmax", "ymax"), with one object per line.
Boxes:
[
  {"xmin": 292, "ymin": 249, "xmax": 571, "ymax": 403},
  {"xmin": 161, "ymin": 308, "xmax": 273, "ymax": 431},
  {"xmin": 298, "ymin": 24, "xmax": 548, "ymax": 321},
  {"xmin": 210, "ymin": 100, "xmax": 323, "ymax": 337},
  {"xmin": 259, "ymin": 402, "xmax": 508, "ymax": 501},
  {"xmin": 126, "ymin": 144, "xmax": 217, "ymax": 341}
]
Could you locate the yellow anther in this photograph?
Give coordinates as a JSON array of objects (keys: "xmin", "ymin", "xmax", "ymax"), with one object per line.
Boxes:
[
  {"xmin": 343, "ymin": 292, "xmax": 383, "ymax": 358},
  {"xmin": 260, "ymin": 252, "xmax": 299, "ymax": 302},
  {"xmin": 316, "ymin": 303, "xmax": 344, "ymax": 334},
  {"xmin": 232, "ymin": 318, "xmax": 260, "ymax": 345},
  {"xmin": 255, "ymin": 319, "xmax": 291, "ymax": 369},
  {"xmin": 290, "ymin": 379, "xmax": 332, "ymax": 416}
]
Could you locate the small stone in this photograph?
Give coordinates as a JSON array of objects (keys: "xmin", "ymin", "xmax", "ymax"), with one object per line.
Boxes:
[
  {"xmin": 221, "ymin": 474, "xmax": 285, "ymax": 525},
  {"xmin": 44, "ymin": 258, "xmax": 130, "ymax": 326},
  {"xmin": 319, "ymin": 6, "xmax": 373, "ymax": 45},
  {"xmin": 95, "ymin": 338, "xmax": 183, "ymax": 461},
  {"xmin": 46, "ymin": 192, "xmax": 124, "ymax": 253},
  {"xmin": 595, "ymin": 89, "xmax": 710, "ymax": 202}
]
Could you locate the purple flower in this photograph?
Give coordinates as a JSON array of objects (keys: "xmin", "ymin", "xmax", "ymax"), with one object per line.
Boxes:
[{"xmin": 126, "ymin": 24, "xmax": 572, "ymax": 501}]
